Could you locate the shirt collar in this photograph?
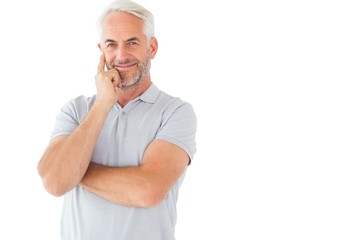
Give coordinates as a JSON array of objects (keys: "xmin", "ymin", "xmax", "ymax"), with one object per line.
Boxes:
[{"xmin": 138, "ymin": 82, "xmax": 160, "ymax": 104}]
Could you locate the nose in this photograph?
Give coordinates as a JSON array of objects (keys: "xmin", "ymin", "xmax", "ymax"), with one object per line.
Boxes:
[{"xmin": 115, "ymin": 43, "xmax": 130, "ymax": 60}]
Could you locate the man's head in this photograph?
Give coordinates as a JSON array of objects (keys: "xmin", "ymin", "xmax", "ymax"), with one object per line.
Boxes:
[
  {"xmin": 97, "ymin": 0, "xmax": 158, "ymax": 88},
  {"xmin": 97, "ymin": 0, "xmax": 154, "ymax": 42}
]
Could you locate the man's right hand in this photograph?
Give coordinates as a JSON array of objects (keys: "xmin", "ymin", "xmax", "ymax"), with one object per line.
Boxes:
[
  {"xmin": 38, "ymin": 54, "xmax": 120, "ymax": 196},
  {"xmin": 95, "ymin": 52, "xmax": 121, "ymax": 107}
]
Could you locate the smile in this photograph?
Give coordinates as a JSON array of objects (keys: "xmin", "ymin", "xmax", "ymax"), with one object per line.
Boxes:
[{"xmin": 114, "ymin": 63, "xmax": 137, "ymax": 71}]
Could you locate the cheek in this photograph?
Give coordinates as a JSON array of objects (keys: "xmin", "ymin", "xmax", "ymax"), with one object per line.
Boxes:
[{"xmin": 104, "ymin": 52, "xmax": 115, "ymax": 63}]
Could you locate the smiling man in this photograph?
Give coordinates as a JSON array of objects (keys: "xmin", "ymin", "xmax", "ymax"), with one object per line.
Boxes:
[{"xmin": 37, "ymin": 1, "xmax": 197, "ymax": 239}]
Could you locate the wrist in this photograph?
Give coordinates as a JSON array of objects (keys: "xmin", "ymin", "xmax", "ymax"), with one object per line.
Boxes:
[
  {"xmin": 89, "ymin": 98, "xmax": 114, "ymax": 121},
  {"xmin": 95, "ymin": 95, "xmax": 117, "ymax": 112}
]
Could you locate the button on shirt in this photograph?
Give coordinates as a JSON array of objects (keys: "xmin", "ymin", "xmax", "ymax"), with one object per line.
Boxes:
[{"xmin": 51, "ymin": 83, "xmax": 197, "ymax": 240}]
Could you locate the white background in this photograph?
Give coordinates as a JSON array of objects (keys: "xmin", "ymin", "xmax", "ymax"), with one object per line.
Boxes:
[{"xmin": 0, "ymin": 0, "xmax": 359, "ymax": 239}]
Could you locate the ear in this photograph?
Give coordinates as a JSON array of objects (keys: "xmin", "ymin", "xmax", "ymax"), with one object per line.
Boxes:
[
  {"xmin": 98, "ymin": 43, "xmax": 102, "ymax": 51},
  {"xmin": 149, "ymin": 37, "xmax": 158, "ymax": 59}
]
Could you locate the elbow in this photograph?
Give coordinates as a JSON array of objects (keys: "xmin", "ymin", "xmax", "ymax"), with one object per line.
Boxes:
[
  {"xmin": 137, "ymin": 187, "xmax": 167, "ymax": 209},
  {"xmin": 37, "ymin": 162, "xmax": 72, "ymax": 197},
  {"xmin": 41, "ymin": 177, "xmax": 68, "ymax": 197},
  {"xmin": 45, "ymin": 184, "xmax": 67, "ymax": 197},
  {"xmin": 38, "ymin": 170, "xmax": 70, "ymax": 197},
  {"xmin": 138, "ymin": 195, "xmax": 163, "ymax": 209}
]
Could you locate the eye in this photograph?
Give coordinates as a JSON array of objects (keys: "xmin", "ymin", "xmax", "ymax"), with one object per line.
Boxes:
[
  {"xmin": 106, "ymin": 42, "xmax": 117, "ymax": 48},
  {"xmin": 127, "ymin": 41, "xmax": 138, "ymax": 46}
]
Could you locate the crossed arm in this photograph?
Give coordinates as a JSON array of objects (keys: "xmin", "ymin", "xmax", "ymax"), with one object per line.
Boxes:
[
  {"xmin": 37, "ymin": 99, "xmax": 189, "ymax": 208},
  {"xmin": 38, "ymin": 111, "xmax": 188, "ymax": 209},
  {"xmin": 80, "ymin": 139, "xmax": 189, "ymax": 208}
]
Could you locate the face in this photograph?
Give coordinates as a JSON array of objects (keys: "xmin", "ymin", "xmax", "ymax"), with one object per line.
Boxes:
[{"xmin": 99, "ymin": 12, "xmax": 158, "ymax": 88}]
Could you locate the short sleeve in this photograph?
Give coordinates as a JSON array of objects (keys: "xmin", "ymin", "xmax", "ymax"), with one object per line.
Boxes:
[
  {"xmin": 50, "ymin": 96, "xmax": 92, "ymax": 140},
  {"xmin": 155, "ymin": 102, "xmax": 197, "ymax": 164}
]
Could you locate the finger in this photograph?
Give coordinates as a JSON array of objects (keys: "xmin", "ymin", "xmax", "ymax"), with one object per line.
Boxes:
[
  {"xmin": 97, "ymin": 52, "xmax": 106, "ymax": 73},
  {"xmin": 109, "ymin": 69, "xmax": 122, "ymax": 89},
  {"xmin": 115, "ymin": 87, "xmax": 121, "ymax": 93}
]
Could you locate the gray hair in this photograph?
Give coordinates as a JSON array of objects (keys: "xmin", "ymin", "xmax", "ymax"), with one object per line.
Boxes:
[{"xmin": 97, "ymin": 0, "xmax": 154, "ymax": 41}]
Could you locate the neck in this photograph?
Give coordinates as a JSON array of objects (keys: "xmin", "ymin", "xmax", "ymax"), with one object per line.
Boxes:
[{"xmin": 117, "ymin": 79, "xmax": 152, "ymax": 107}]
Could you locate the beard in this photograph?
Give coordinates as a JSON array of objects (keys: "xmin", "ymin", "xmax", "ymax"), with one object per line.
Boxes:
[{"xmin": 107, "ymin": 52, "xmax": 151, "ymax": 88}]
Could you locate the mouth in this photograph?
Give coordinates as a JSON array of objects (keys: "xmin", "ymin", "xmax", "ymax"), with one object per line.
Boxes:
[{"xmin": 114, "ymin": 63, "xmax": 137, "ymax": 71}]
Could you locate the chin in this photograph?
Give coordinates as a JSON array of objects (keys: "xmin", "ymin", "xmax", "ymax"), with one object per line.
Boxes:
[{"xmin": 121, "ymin": 78, "xmax": 142, "ymax": 88}]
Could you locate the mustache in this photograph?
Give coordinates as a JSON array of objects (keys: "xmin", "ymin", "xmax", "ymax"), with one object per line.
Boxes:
[{"xmin": 111, "ymin": 59, "xmax": 138, "ymax": 67}]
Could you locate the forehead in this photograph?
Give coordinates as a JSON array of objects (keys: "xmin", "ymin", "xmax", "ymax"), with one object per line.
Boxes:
[{"xmin": 101, "ymin": 11, "xmax": 145, "ymax": 41}]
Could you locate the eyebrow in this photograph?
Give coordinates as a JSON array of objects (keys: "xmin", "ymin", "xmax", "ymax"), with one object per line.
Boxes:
[
  {"xmin": 104, "ymin": 39, "xmax": 116, "ymax": 44},
  {"xmin": 104, "ymin": 37, "xmax": 141, "ymax": 44},
  {"xmin": 126, "ymin": 37, "xmax": 140, "ymax": 43}
]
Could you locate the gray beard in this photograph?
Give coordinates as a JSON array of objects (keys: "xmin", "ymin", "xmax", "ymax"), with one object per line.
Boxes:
[
  {"xmin": 119, "ymin": 61, "xmax": 149, "ymax": 88},
  {"xmin": 109, "ymin": 53, "xmax": 151, "ymax": 89}
]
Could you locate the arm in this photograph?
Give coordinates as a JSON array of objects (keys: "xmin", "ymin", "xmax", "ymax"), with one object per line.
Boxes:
[
  {"xmin": 79, "ymin": 139, "xmax": 189, "ymax": 208},
  {"xmin": 38, "ymin": 53, "xmax": 121, "ymax": 196},
  {"xmin": 37, "ymin": 100, "xmax": 113, "ymax": 196}
]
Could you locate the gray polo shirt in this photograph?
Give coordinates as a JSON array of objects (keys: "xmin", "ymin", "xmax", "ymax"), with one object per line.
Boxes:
[{"xmin": 51, "ymin": 83, "xmax": 197, "ymax": 240}]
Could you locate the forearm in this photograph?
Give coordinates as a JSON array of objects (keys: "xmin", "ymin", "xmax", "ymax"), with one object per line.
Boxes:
[
  {"xmin": 38, "ymin": 100, "xmax": 113, "ymax": 196},
  {"xmin": 80, "ymin": 140, "xmax": 188, "ymax": 208},
  {"xmin": 80, "ymin": 163, "xmax": 163, "ymax": 208}
]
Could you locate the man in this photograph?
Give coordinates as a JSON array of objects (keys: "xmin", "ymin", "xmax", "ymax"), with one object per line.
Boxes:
[{"xmin": 37, "ymin": 1, "xmax": 197, "ymax": 239}]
